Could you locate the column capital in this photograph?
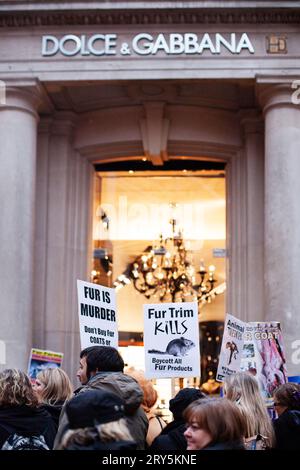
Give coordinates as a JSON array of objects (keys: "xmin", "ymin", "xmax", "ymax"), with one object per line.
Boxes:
[
  {"xmin": 1, "ymin": 78, "xmax": 42, "ymax": 119},
  {"xmin": 256, "ymin": 83, "xmax": 295, "ymax": 115}
]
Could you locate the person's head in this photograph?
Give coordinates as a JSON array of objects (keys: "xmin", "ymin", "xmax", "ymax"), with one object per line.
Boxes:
[
  {"xmin": 273, "ymin": 382, "xmax": 300, "ymax": 416},
  {"xmin": 77, "ymin": 346, "xmax": 124, "ymax": 384},
  {"xmin": 125, "ymin": 368, "xmax": 158, "ymax": 413},
  {"xmin": 33, "ymin": 368, "xmax": 73, "ymax": 405},
  {"xmin": 169, "ymin": 387, "xmax": 206, "ymax": 421},
  {"xmin": 0, "ymin": 369, "xmax": 38, "ymax": 408},
  {"xmin": 224, "ymin": 371, "xmax": 261, "ymax": 402},
  {"xmin": 66, "ymin": 389, "xmax": 125, "ymax": 428},
  {"xmin": 183, "ymin": 397, "xmax": 246, "ymax": 450},
  {"xmin": 60, "ymin": 389, "xmax": 133, "ymax": 449},
  {"xmin": 224, "ymin": 372, "xmax": 275, "ymax": 445}
]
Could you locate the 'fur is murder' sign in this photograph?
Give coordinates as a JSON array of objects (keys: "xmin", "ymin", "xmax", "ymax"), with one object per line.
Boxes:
[{"xmin": 77, "ymin": 280, "xmax": 118, "ymax": 350}]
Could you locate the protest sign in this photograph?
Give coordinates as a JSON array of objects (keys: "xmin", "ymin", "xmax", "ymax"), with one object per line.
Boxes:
[
  {"xmin": 240, "ymin": 321, "xmax": 288, "ymax": 398},
  {"xmin": 28, "ymin": 348, "xmax": 63, "ymax": 382},
  {"xmin": 216, "ymin": 314, "xmax": 245, "ymax": 382},
  {"xmin": 144, "ymin": 301, "xmax": 200, "ymax": 379},
  {"xmin": 77, "ymin": 280, "xmax": 118, "ymax": 349}
]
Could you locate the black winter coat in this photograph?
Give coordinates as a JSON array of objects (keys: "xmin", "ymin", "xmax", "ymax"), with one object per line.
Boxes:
[
  {"xmin": 0, "ymin": 404, "xmax": 57, "ymax": 449},
  {"xmin": 150, "ymin": 420, "xmax": 187, "ymax": 451},
  {"xmin": 273, "ymin": 409, "xmax": 300, "ymax": 450}
]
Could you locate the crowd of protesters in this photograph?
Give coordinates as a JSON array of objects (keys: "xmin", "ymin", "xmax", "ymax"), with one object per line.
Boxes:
[{"xmin": 0, "ymin": 345, "xmax": 299, "ymax": 450}]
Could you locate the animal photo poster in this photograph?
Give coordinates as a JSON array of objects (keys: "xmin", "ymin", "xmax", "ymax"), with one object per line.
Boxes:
[
  {"xmin": 27, "ymin": 348, "xmax": 63, "ymax": 383},
  {"xmin": 216, "ymin": 313, "xmax": 245, "ymax": 382},
  {"xmin": 143, "ymin": 302, "xmax": 200, "ymax": 379},
  {"xmin": 240, "ymin": 322, "xmax": 288, "ymax": 399}
]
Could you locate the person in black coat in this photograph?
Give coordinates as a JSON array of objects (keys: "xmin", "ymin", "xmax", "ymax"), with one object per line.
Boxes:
[
  {"xmin": 0, "ymin": 369, "xmax": 56, "ymax": 449},
  {"xmin": 273, "ymin": 382, "xmax": 300, "ymax": 450},
  {"xmin": 150, "ymin": 387, "xmax": 206, "ymax": 451},
  {"xmin": 58, "ymin": 389, "xmax": 137, "ymax": 450}
]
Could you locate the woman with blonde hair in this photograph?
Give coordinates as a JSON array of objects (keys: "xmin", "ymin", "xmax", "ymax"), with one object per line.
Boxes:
[
  {"xmin": 224, "ymin": 371, "xmax": 275, "ymax": 449},
  {"xmin": 126, "ymin": 368, "xmax": 166, "ymax": 446},
  {"xmin": 33, "ymin": 367, "xmax": 73, "ymax": 429},
  {"xmin": 0, "ymin": 369, "xmax": 56, "ymax": 449}
]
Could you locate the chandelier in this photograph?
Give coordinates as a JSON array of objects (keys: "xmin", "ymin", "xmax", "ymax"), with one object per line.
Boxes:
[{"xmin": 114, "ymin": 217, "xmax": 226, "ymax": 305}]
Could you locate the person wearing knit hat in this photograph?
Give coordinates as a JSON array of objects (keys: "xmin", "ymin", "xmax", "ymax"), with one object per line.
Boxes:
[
  {"xmin": 66, "ymin": 389, "xmax": 125, "ymax": 429},
  {"xmin": 150, "ymin": 388, "xmax": 206, "ymax": 451},
  {"xmin": 169, "ymin": 388, "xmax": 206, "ymax": 421},
  {"xmin": 58, "ymin": 389, "xmax": 137, "ymax": 450}
]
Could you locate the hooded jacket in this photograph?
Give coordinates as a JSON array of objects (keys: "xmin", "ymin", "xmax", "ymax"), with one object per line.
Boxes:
[
  {"xmin": 54, "ymin": 371, "xmax": 148, "ymax": 450},
  {"xmin": 0, "ymin": 405, "xmax": 57, "ymax": 449}
]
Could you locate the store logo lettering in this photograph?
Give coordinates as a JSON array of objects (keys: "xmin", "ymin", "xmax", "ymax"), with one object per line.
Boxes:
[{"xmin": 42, "ymin": 32, "xmax": 255, "ymax": 57}]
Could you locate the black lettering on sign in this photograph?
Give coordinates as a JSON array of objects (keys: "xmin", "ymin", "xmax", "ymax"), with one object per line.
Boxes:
[
  {"xmin": 83, "ymin": 286, "xmax": 102, "ymax": 301},
  {"xmin": 154, "ymin": 320, "xmax": 188, "ymax": 336},
  {"xmin": 80, "ymin": 303, "xmax": 115, "ymax": 321},
  {"xmin": 101, "ymin": 290, "xmax": 111, "ymax": 303}
]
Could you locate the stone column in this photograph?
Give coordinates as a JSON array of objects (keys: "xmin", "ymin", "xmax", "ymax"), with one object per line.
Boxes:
[
  {"xmin": 241, "ymin": 112, "xmax": 265, "ymax": 322},
  {"xmin": 0, "ymin": 85, "xmax": 39, "ymax": 371},
  {"xmin": 33, "ymin": 113, "xmax": 94, "ymax": 381},
  {"xmin": 259, "ymin": 84, "xmax": 300, "ymax": 376}
]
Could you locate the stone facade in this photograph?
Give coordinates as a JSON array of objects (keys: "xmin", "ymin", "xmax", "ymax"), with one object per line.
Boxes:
[{"xmin": 0, "ymin": 1, "xmax": 300, "ymax": 379}]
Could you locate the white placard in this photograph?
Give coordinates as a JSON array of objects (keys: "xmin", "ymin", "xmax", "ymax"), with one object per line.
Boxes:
[
  {"xmin": 77, "ymin": 280, "xmax": 118, "ymax": 350},
  {"xmin": 144, "ymin": 302, "xmax": 200, "ymax": 379},
  {"xmin": 216, "ymin": 313, "xmax": 246, "ymax": 382}
]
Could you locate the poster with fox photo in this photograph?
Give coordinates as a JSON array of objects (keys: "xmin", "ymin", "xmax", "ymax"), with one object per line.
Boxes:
[
  {"xmin": 216, "ymin": 313, "xmax": 245, "ymax": 382},
  {"xmin": 240, "ymin": 321, "xmax": 288, "ymax": 399},
  {"xmin": 143, "ymin": 301, "xmax": 200, "ymax": 379}
]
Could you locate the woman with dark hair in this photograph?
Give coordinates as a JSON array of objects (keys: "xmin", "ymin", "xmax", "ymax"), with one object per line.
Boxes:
[
  {"xmin": 183, "ymin": 397, "xmax": 246, "ymax": 450},
  {"xmin": 0, "ymin": 369, "xmax": 56, "ymax": 450},
  {"xmin": 273, "ymin": 382, "xmax": 300, "ymax": 450}
]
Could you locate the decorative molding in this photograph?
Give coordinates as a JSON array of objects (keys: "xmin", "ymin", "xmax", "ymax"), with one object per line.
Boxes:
[
  {"xmin": 140, "ymin": 102, "xmax": 169, "ymax": 165},
  {"xmin": 1, "ymin": 9, "xmax": 300, "ymax": 27}
]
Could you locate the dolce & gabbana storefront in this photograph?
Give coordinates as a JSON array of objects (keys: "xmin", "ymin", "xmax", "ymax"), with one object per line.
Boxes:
[{"xmin": 0, "ymin": 1, "xmax": 300, "ymax": 389}]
